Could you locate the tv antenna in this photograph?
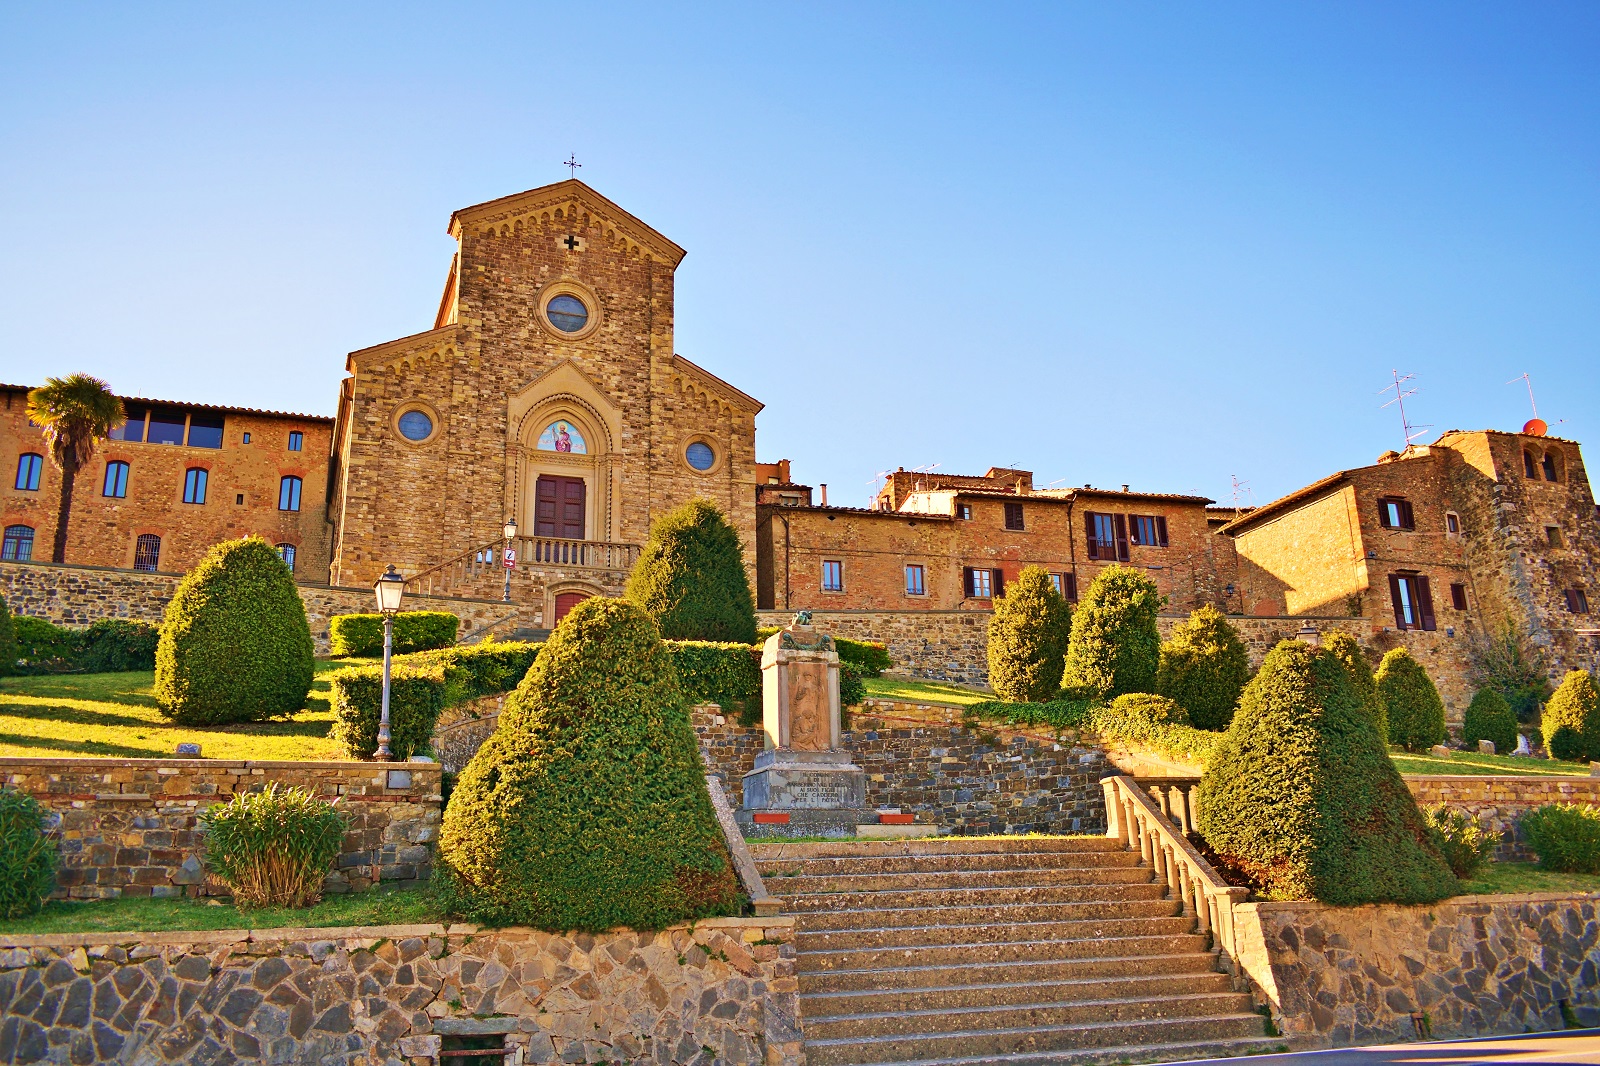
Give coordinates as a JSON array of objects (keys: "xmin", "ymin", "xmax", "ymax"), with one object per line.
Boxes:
[
  {"xmin": 1379, "ymin": 370, "xmax": 1431, "ymax": 451},
  {"xmin": 1506, "ymin": 372, "xmax": 1559, "ymax": 435},
  {"xmin": 1229, "ymin": 475, "xmax": 1254, "ymax": 516}
]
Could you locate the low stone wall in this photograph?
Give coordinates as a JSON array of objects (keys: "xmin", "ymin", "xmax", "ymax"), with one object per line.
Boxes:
[
  {"xmin": 0, "ymin": 758, "xmax": 441, "ymax": 899},
  {"xmin": 696, "ymin": 699, "xmax": 1110, "ymax": 835},
  {"xmin": 1407, "ymin": 775, "xmax": 1600, "ymax": 860},
  {"xmin": 0, "ymin": 916, "xmax": 800, "ymax": 1066},
  {"xmin": 1231, "ymin": 892, "xmax": 1600, "ymax": 1047}
]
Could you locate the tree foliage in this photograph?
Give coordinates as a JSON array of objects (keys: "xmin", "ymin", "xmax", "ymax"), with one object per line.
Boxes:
[
  {"xmin": 1375, "ymin": 648, "xmax": 1446, "ymax": 752},
  {"xmin": 25, "ymin": 374, "xmax": 124, "ymax": 564},
  {"xmin": 1155, "ymin": 606, "xmax": 1250, "ymax": 730},
  {"xmin": 987, "ymin": 565, "xmax": 1073, "ymax": 702},
  {"xmin": 0, "ymin": 596, "xmax": 13, "ymax": 678},
  {"xmin": 1468, "ymin": 621, "xmax": 1552, "ymax": 723},
  {"xmin": 1321, "ymin": 631, "xmax": 1385, "ymax": 744},
  {"xmin": 625, "ymin": 499, "xmax": 756, "ymax": 644},
  {"xmin": 1195, "ymin": 640, "xmax": 1456, "ymax": 905},
  {"xmin": 1462, "ymin": 688, "xmax": 1518, "ymax": 755},
  {"xmin": 1541, "ymin": 670, "xmax": 1600, "ymax": 762},
  {"xmin": 0, "ymin": 789, "xmax": 54, "ymax": 919},
  {"xmin": 1063, "ymin": 565, "xmax": 1162, "ymax": 700}
]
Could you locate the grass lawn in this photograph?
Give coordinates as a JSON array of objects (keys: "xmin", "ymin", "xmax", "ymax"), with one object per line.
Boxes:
[
  {"xmin": 1460, "ymin": 861, "xmax": 1600, "ymax": 895},
  {"xmin": 0, "ymin": 885, "xmax": 447, "ymax": 936},
  {"xmin": 1391, "ymin": 749, "xmax": 1592, "ymax": 777},
  {"xmin": 0, "ymin": 659, "xmax": 376, "ymax": 762},
  {"xmin": 862, "ymin": 676, "xmax": 993, "ymax": 707}
]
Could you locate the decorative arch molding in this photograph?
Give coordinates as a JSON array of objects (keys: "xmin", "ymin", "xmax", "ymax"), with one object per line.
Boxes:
[
  {"xmin": 542, "ymin": 579, "xmax": 607, "ymax": 628},
  {"xmin": 506, "ymin": 362, "xmax": 623, "ymax": 544}
]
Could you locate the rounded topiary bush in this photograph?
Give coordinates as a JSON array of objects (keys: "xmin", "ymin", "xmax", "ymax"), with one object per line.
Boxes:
[
  {"xmin": 1063, "ymin": 565, "xmax": 1162, "ymax": 700},
  {"xmin": 625, "ymin": 499, "xmax": 756, "ymax": 644},
  {"xmin": 1322, "ymin": 631, "xmax": 1385, "ymax": 744},
  {"xmin": 1463, "ymin": 688, "xmax": 1518, "ymax": 755},
  {"xmin": 1107, "ymin": 692, "xmax": 1190, "ymax": 728},
  {"xmin": 153, "ymin": 537, "xmax": 315, "ymax": 725},
  {"xmin": 0, "ymin": 595, "xmax": 14, "ymax": 677},
  {"xmin": 1375, "ymin": 648, "xmax": 1446, "ymax": 753},
  {"xmin": 1194, "ymin": 640, "xmax": 1457, "ymax": 904},
  {"xmin": 0, "ymin": 789, "xmax": 55, "ymax": 918},
  {"xmin": 987, "ymin": 565, "xmax": 1072, "ymax": 702},
  {"xmin": 438, "ymin": 597, "xmax": 739, "ymax": 932},
  {"xmin": 1541, "ymin": 670, "xmax": 1600, "ymax": 763},
  {"xmin": 1156, "ymin": 606, "xmax": 1249, "ymax": 730}
]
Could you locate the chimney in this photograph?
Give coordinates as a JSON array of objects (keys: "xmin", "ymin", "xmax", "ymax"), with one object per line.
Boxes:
[
  {"xmin": 1122, "ymin": 484, "xmax": 1130, "ymax": 493},
  {"xmin": 820, "ymin": 484, "xmax": 828, "ymax": 506}
]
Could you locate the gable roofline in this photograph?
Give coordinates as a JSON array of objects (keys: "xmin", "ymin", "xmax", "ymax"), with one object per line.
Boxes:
[
  {"xmin": 1217, "ymin": 471, "xmax": 1349, "ymax": 535},
  {"xmin": 671, "ymin": 354, "xmax": 764, "ymax": 414},
  {"xmin": 448, "ymin": 179, "xmax": 687, "ymax": 266}
]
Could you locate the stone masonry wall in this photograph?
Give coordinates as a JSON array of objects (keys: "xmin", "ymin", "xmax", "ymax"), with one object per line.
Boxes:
[
  {"xmin": 0, "ymin": 758, "xmax": 441, "ymax": 899},
  {"xmin": 1406, "ymin": 775, "xmax": 1600, "ymax": 861},
  {"xmin": 1231, "ymin": 893, "xmax": 1600, "ymax": 1048},
  {"xmin": 0, "ymin": 916, "xmax": 800, "ymax": 1066}
]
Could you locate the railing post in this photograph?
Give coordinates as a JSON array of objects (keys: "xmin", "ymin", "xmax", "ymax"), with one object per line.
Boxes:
[
  {"xmin": 1153, "ymin": 786, "xmax": 1171, "ymax": 820},
  {"xmin": 1136, "ymin": 806, "xmax": 1153, "ymax": 866},
  {"xmin": 1102, "ymin": 778, "xmax": 1122, "ymax": 841},
  {"xmin": 1168, "ymin": 786, "xmax": 1191, "ymax": 833},
  {"xmin": 1163, "ymin": 843, "xmax": 1182, "ymax": 905}
]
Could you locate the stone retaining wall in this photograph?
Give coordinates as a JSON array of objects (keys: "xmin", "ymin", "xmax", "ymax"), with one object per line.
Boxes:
[
  {"xmin": 1407, "ymin": 775, "xmax": 1600, "ymax": 860},
  {"xmin": 1231, "ymin": 892, "xmax": 1600, "ymax": 1047},
  {"xmin": 0, "ymin": 916, "xmax": 800, "ymax": 1066},
  {"xmin": 0, "ymin": 758, "xmax": 441, "ymax": 899}
]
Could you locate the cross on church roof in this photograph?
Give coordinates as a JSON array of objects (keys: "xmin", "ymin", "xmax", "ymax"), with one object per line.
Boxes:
[
  {"xmin": 563, "ymin": 234, "xmax": 580, "ymax": 250},
  {"xmin": 564, "ymin": 154, "xmax": 581, "ymax": 177}
]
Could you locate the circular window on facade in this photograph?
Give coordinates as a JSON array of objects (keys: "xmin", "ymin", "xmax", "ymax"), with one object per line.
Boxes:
[
  {"xmin": 686, "ymin": 441, "xmax": 716, "ymax": 471},
  {"xmin": 546, "ymin": 294, "xmax": 589, "ymax": 333},
  {"xmin": 397, "ymin": 410, "xmax": 434, "ymax": 442}
]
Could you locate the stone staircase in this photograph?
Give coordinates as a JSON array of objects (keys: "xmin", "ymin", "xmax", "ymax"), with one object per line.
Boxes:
[{"xmin": 751, "ymin": 836, "xmax": 1282, "ymax": 1066}]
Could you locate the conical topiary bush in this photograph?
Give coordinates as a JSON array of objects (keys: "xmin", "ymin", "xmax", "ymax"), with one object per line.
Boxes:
[
  {"xmin": 1542, "ymin": 670, "xmax": 1600, "ymax": 762},
  {"xmin": 625, "ymin": 499, "xmax": 756, "ymax": 644},
  {"xmin": 1194, "ymin": 640, "xmax": 1457, "ymax": 905},
  {"xmin": 1064, "ymin": 565, "xmax": 1162, "ymax": 699},
  {"xmin": 438, "ymin": 597, "xmax": 739, "ymax": 932},
  {"xmin": 1376, "ymin": 648, "xmax": 1446, "ymax": 752},
  {"xmin": 153, "ymin": 537, "xmax": 314, "ymax": 725},
  {"xmin": 1155, "ymin": 605, "xmax": 1250, "ymax": 730},
  {"xmin": 1322, "ymin": 631, "xmax": 1385, "ymax": 744},
  {"xmin": 987, "ymin": 565, "xmax": 1072, "ymax": 702}
]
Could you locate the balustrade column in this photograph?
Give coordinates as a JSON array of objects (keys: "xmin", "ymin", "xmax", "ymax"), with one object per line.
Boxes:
[
  {"xmin": 1168, "ymin": 786, "xmax": 1191, "ymax": 832},
  {"xmin": 1102, "ymin": 779, "xmax": 1123, "ymax": 842},
  {"xmin": 1163, "ymin": 844, "xmax": 1182, "ymax": 904}
]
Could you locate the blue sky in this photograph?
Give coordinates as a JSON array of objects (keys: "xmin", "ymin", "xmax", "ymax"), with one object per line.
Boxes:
[{"xmin": 1, "ymin": 3, "xmax": 1595, "ymax": 508}]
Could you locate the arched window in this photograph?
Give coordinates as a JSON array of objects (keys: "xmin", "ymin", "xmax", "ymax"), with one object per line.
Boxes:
[
  {"xmin": 1, "ymin": 525, "xmax": 34, "ymax": 561},
  {"xmin": 133, "ymin": 534, "xmax": 161, "ymax": 572},
  {"xmin": 13, "ymin": 453, "xmax": 42, "ymax": 492},
  {"xmin": 183, "ymin": 468, "xmax": 208, "ymax": 505},
  {"xmin": 1542, "ymin": 452, "xmax": 1560, "ymax": 482},
  {"xmin": 276, "ymin": 543, "xmax": 296, "ymax": 571},
  {"xmin": 278, "ymin": 476, "xmax": 302, "ymax": 512},
  {"xmin": 1523, "ymin": 450, "xmax": 1538, "ymax": 478},
  {"xmin": 103, "ymin": 461, "xmax": 129, "ymax": 498}
]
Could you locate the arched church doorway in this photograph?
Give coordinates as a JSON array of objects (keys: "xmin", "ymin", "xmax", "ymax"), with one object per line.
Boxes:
[{"xmin": 553, "ymin": 591, "xmax": 590, "ymax": 624}]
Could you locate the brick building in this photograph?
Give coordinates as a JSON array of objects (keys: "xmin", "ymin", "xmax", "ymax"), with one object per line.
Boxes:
[{"xmin": 1, "ymin": 385, "xmax": 332, "ymax": 577}]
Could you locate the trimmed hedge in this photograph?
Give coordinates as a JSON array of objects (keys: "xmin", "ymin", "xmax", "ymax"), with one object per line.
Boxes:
[
  {"xmin": 836, "ymin": 638, "xmax": 892, "ymax": 678},
  {"xmin": 1541, "ymin": 670, "xmax": 1600, "ymax": 762},
  {"xmin": 8, "ymin": 616, "xmax": 159, "ymax": 675},
  {"xmin": 1463, "ymin": 688, "xmax": 1518, "ymax": 755},
  {"xmin": 965, "ymin": 693, "xmax": 1223, "ymax": 768},
  {"xmin": 0, "ymin": 596, "xmax": 13, "ymax": 678},
  {"xmin": 1064, "ymin": 564, "xmax": 1162, "ymax": 700},
  {"xmin": 153, "ymin": 538, "xmax": 314, "ymax": 725},
  {"xmin": 0, "ymin": 789, "xmax": 54, "ymax": 920},
  {"xmin": 1521, "ymin": 803, "xmax": 1600, "ymax": 874},
  {"xmin": 329, "ymin": 641, "xmax": 541, "ymax": 761},
  {"xmin": 438, "ymin": 597, "xmax": 739, "ymax": 932},
  {"xmin": 1375, "ymin": 647, "xmax": 1446, "ymax": 753},
  {"xmin": 839, "ymin": 661, "xmax": 866, "ymax": 708},
  {"xmin": 329, "ymin": 611, "xmax": 461, "ymax": 657},
  {"xmin": 666, "ymin": 640, "xmax": 762, "ymax": 721},
  {"xmin": 987, "ymin": 565, "xmax": 1073, "ymax": 702},
  {"xmin": 1156, "ymin": 606, "xmax": 1249, "ymax": 731},
  {"xmin": 1194, "ymin": 640, "xmax": 1456, "ymax": 905},
  {"xmin": 1322, "ymin": 631, "xmax": 1385, "ymax": 744},
  {"xmin": 626, "ymin": 499, "xmax": 757, "ymax": 644}
]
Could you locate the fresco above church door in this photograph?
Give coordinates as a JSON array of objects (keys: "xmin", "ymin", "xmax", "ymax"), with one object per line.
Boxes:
[{"xmin": 536, "ymin": 420, "xmax": 587, "ymax": 454}]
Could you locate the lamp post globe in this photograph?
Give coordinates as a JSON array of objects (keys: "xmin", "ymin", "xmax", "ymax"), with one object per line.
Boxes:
[
  {"xmin": 502, "ymin": 518, "xmax": 517, "ymax": 603},
  {"xmin": 372, "ymin": 565, "xmax": 406, "ymax": 761}
]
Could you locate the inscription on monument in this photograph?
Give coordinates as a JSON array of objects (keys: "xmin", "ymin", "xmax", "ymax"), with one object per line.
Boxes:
[{"xmin": 790, "ymin": 785, "xmax": 849, "ymax": 808}]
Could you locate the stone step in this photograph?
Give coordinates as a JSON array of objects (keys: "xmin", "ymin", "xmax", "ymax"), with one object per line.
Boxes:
[
  {"xmin": 797, "ymin": 915, "xmax": 1195, "ymax": 953},
  {"xmin": 779, "ymin": 885, "xmax": 1176, "ymax": 915},
  {"xmin": 822, "ymin": 1035, "xmax": 1290, "ymax": 1066},
  {"xmin": 803, "ymin": 1012, "xmax": 1270, "ymax": 1066},
  {"xmin": 807, "ymin": 991, "xmax": 1256, "ymax": 1041},
  {"xmin": 748, "ymin": 837, "xmax": 1124, "ymax": 863},
  {"xmin": 787, "ymin": 899, "xmax": 1182, "ymax": 933},
  {"xmin": 764, "ymin": 867, "xmax": 1158, "ymax": 895},
  {"xmin": 756, "ymin": 850, "xmax": 1139, "ymax": 879},
  {"xmin": 798, "ymin": 952, "xmax": 1221, "ymax": 994},
  {"xmin": 797, "ymin": 932, "xmax": 1212, "ymax": 972},
  {"xmin": 802, "ymin": 969, "xmax": 1237, "ymax": 1015}
]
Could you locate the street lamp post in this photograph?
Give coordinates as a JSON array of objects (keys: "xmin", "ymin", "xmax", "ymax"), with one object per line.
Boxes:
[
  {"xmin": 1296, "ymin": 622, "xmax": 1320, "ymax": 648},
  {"xmin": 373, "ymin": 565, "xmax": 406, "ymax": 761},
  {"xmin": 502, "ymin": 518, "xmax": 517, "ymax": 603}
]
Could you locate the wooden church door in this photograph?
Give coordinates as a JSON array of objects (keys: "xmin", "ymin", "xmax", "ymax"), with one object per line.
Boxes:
[
  {"xmin": 535, "ymin": 476, "xmax": 586, "ymax": 539},
  {"xmin": 553, "ymin": 591, "xmax": 589, "ymax": 623}
]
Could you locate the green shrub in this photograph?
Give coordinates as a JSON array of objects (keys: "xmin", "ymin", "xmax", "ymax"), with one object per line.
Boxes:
[
  {"xmin": 1422, "ymin": 804, "xmax": 1499, "ymax": 879},
  {"xmin": 0, "ymin": 596, "xmax": 13, "ymax": 677},
  {"xmin": 1109, "ymin": 691, "xmax": 1190, "ymax": 727},
  {"xmin": 1520, "ymin": 803, "xmax": 1600, "ymax": 874},
  {"xmin": 626, "ymin": 499, "xmax": 756, "ymax": 643},
  {"xmin": 1462, "ymin": 688, "xmax": 1518, "ymax": 755},
  {"xmin": 1375, "ymin": 648, "xmax": 1446, "ymax": 753},
  {"xmin": 1469, "ymin": 621, "xmax": 1552, "ymax": 723},
  {"xmin": 7, "ymin": 616, "xmax": 159, "ymax": 674},
  {"xmin": 1156, "ymin": 606, "xmax": 1249, "ymax": 731},
  {"xmin": 1322, "ymin": 631, "xmax": 1385, "ymax": 744},
  {"xmin": 1063, "ymin": 565, "xmax": 1162, "ymax": 700},
  {"xmin": 438, "ymin": 597, "xmax": 739, "ymax": 932},
  {"xmin": 0, "ymin": 789, "xmax": 55, "ymax": 919},
  {"xmin": 836, "ymin": 638, "xmax": 892, "ymax": 678},
  {"xmin": 839, "ymin": 661, "xmax": 866, "ymax": 707},
  {"xmin": 665, "ymin": 640, "xmax": 761, "ymax": 721},
  {"xmin": 328, "ymin": 611, "xmax": 461, "ymax": 657},
  {"xmin": 1541, "ymin": 670, "xmax": 1600, "ymax": 762},
  {"xmin": 153, "ymin": 538, "xmax": 315, "ymax": 725},
  {"xmin": 330, "ymin": 640, "xmax": 541, "ymax": 760},
  {"xmin": 1194, "ymin": 640, "xmax": 1456, "ymax": 904},
  {"xmin": 986, "ymin": 565, "xmax": 1073, "ymax": 702},
  {"xmin": 964, "ymin": 694, "xmax": 1222, "ymax": 767},
  {"xmin": 200, "ymin": 784, "xmax": 347, "ymax": 908}
]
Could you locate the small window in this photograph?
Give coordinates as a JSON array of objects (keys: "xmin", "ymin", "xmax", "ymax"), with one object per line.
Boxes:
[
  {"xmin": 905, "ymin": 564, "xmax": 926, "ymax": 596},
  {"xmin": 146, "ymin": 408, "xmax": 186, "ymax": 446},
  {"xmin": 964, "ymin": 567, "xmax": 1000, "ymax": 599},
  {"xmin": 186, "ymin": 413, "xmax": 224, "ymax": 449},
  {"xmin": 14, "ymin": 453, "xmax": 42, "ymax": 491},
  {"xmin": 821, "ymin": 560, "xmax": 843, "ymax": 592},
  {"xmin": 133, "ymin": 534, "xmax": 161, "ymax": 573},
  {"xmin": 546, "ymin": 293, "xmax": 589, "ymax": 333},
  {"xmin": 1003, "ymin": 502, "xmax": 1024, "ymax": 531},
  {"xmin": 1048, "ymin": 572, "xmax": 1065, "ymax": 598},
  {"xmin": 276, "ymin": 543, "xmax": 296, "ymax": 571},
  {"xmin": 956, "ymin": 503, "xmax": 972, "ymax": 521},
  {"xmin": 242, "ymin": 432, "xmax": 251, "ymax": 444},
  {"xmin": 1130, "ymin": 515, "xmax": 1169, "ymax": 548},
  {"xmin": 1445, "ymin": 512, "xmax": 1460, "ymax": 535},
  {"xmin": 1064, "ymin": 572, "xmax": 1078, "ymax": 601},
  {"xmin": 1546, "ymin": 526, "xmax": 1563, "ymax": 548},
  {"xmin": 1542, "ymin": 452, "xmax": 1559, "ymax": 482},
  {"xmin": 235, "ymin": 493, "xmax": 245, "ymax": 505},
  {"xmin": 1377, "ymin": 497, "xmax": 1415, "ymax": 531},
  {"xmin": 287, "ymin": 431, "xmax": 303, "ymax": 452},
  {"xmin": 1450, "ymin": 583, "xmax": 1468, "ymax": 610},
  {"xmin": 278, "ymin": 475, "xmax": 302, "ymax": 512},
  {"xmin": 103, "ymin": 461, "xmax": 129, "ymax": 498},
  {"xmin": 778, "ymin": 494, "xmax": 801, "ymax": 507},
  {"xmin": 109, "ymin": 404, "xmax": 147, "ymax": 442},
  {"xmin": 1, "ymin": 525, "xmax": 34, "ymax": 561},
  {"xmin": 1524, "ymin": 450, "xmax": 1538, "ymax": 478},
  {"xmin": 1566, "ymin": 589, "xmax": 1590, "ymax": 615},
  {"xmin": 182, "ymin": 468, "xmax": 208, "ymax": 505}
]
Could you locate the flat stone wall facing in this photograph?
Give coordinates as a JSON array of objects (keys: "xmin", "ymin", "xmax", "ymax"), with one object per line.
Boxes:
[
  {"xmin": 1407, "ymin": 775, "xmax": 1600, "ymax": 860},
  {"xmin": 1231, "ymin": 893, "xmax": 1600, "ymax": 1048},
  {"xmin": 0, "ymin": 917, "xmax": 800, "ymax": 1066},
  {"xmin": 0, "ymin": 758, "xmax": 441, "ymax": 899}
]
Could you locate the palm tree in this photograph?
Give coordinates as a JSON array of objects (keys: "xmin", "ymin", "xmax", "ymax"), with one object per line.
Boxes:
[{"xmin": 26, "ymin": 374, "xmax": 124, "ymax": 563}]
